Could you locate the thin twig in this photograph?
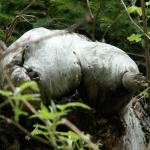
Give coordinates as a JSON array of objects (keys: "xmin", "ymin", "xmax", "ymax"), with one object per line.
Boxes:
[
  {"xmin": 86, "ymin": 0, "xmax": 94, "ymax": 20},
  {"xmin": 139, "ymin": 0, "xmax": 150, "ymax": 81},
  {"xmin": 131, "ymin": 87, "xmax": 150, "ymax": 108},
  {"xmin": 0, "ymin": 115, "xmax": 50, "ymax": 145},
  {"xmin": 5, "ymin": 0, "xmax": 36, "ymax": 42},
  {"xmin": 3, "ymin": 70, "xmax": 16, "ymax": 91},
  {"xmin": 0, "ymin": 101, "xmax": 9, "ymax": 109},
  {"xmin": 20, "ymin": 0, "xmax": 36, "ymax": 14},
  {"xmin": 62, "ymin": 118, "xmax": 99, "ymax": 150},
  {"xmin": 92, "ymin": 1, "xmax": 101, "ymax": 40},
  {"xmin": 127, "ymin": 52, "xmax": 145, "ymax": 58},
  {"xmin": 86, "ymin": 0, "xmax": 101, "ymax": 40},
  {"xmin": 0, "ymin": 41, "xmax": 7, "ymax": 52}
]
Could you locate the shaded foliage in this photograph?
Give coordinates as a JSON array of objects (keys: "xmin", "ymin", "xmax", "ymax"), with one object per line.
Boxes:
[{"xmin": 0, "ymin": 0, "xmax": 149, "ymax": 54}]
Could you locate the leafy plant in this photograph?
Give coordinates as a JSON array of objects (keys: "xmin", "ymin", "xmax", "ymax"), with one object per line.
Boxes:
[
  {"xmin": 0, "ymin": 81, "xmax": 40, "ymax": 121},
  {"xmin": 127, "ymin": 33, "xmax": 142, "ymax": 42},
  {"xmin": 128, "ymin": 5, "xmax": 142, "ymax": 16},
  {"xmin": 126, "ymin": 1, "xmax": 150, "ymax": 48},
  {"xmin": 0, "ymin": 81, "xmax": 100, "ymax": 150}
]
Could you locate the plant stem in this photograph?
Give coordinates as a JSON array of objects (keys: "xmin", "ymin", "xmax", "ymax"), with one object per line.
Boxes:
[
  {"xmin": 0, "ymin": 115, "xmax": 50, "ymax": 145},
  {"xmin": 140, "ymin": 0, "xmax": 150, "ymax": 81},
  {"xmin": 120, "ymin": 0, "xmax": 150, "ymax": 40},
  {"xmin": 62, "ymin": 118, "xmax": 99, "ymax": 150}
]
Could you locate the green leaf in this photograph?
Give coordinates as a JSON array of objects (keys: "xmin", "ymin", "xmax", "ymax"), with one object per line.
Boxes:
[
  {"xmin": 32, "ymin": 124, "xmax": 50, "ymax": 136},
  {"xmin": 18, "ymin": 81, "xmax": 39, "ymax": 93},
  {"xmin": 127, "ymin": 34, "xmax": 142, "ymax": 42},
  {"xmin": 57, "ymin": 102, "xmax": 91, "ymax": 111},
  {"xmin": 32, "ymin": 105, "xmax": 68, "ymax": 120},
  {"xmin": 0, "ymin": 90, "xmax": 13, "ymax": 97},
  {"xmin": 37, "ymin": 109, "xmax": 68, "ymax": 120},
  {"xmin": 33, "ymin": 124, "xmax": 49, "ymax": 130},
  {"xmin": 58, "ymin": 131, "xmax": 80, "ymax": 141},
  {"xmin": 146, "ymin": 1, "xmax": 150, "ymax": 6},
  {"xmin": 32, "ymin": 129, "xmax": 49, "ymax": 136},
  {"xmin": 127, "ymin": 6, "xmax": 142, "ymax": 16},
  {"xmin": 14, "ymin": 108, "xmax": 28, "ymax": 122},
  {"xmin": 12, "ymin": 94, "xmax": 40, "ymax": 101},
  {"xmin": 144, "ymin": 92, "xmax": 149, "ymax": 98},
  {"xmin": 128, "ymin": 6, "xmax": 137, "ymax": 14},
  {"xmin": 136, "ymin": 7, "xmax": 142, "ymax": 16}
]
